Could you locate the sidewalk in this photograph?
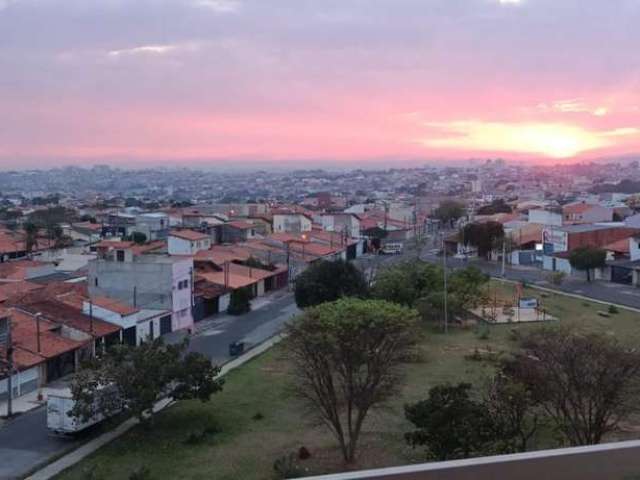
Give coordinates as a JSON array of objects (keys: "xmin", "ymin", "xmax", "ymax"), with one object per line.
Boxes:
[
  {"xmin": 0, "ymin": 379, "xmax": 70, "ymax": 419},
  {"xmin": 193, "ymin": 289, "xmax": 293, "ymax": 335},
  {"xmin": 0, "ymin": 292, "xmax": 294, "ymax": 422},
  {"xmin": 25, "ymin": 333, "xmax": 285, "ymax": 480}
]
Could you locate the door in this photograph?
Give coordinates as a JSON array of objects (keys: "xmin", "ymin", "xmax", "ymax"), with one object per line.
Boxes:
[
  {"xmin": 122, "ymin": 327, "xmax": 136, "ymax": 346},
  {"xmin": 160, "ymin": 315, "xmax": 172, "ymax": 335}
]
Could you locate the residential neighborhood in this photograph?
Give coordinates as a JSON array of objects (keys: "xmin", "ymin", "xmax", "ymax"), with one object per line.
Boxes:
[{"xmin": 4, "ymin": 0, "xmax": 640, "ymax": 479}]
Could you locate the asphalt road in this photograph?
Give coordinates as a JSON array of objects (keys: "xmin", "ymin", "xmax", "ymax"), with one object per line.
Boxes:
[
  {"xmin": 188, "ymin": 292, "xmax": 300, "ymax": 365},
  {"xmin": 420, "ymin": 251, "xmax": 640, "ymax": 310},
  {"xmin": 7, "ymin": 242, "xmax": 638, "ymax": 479},
  {"xmin": 0, "ymin": 293, "xmax": 300, "ymax": 480},
  {"xmin": 0, "ymin": 406, "xmax": 81, "ymax": 480}
]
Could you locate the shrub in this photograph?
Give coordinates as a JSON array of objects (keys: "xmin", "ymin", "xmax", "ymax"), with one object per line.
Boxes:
[
  {"xmin": 183, "ymin": 431, "xmax": 208, "ymax": 445},
  {"xmin": 609, "ymin": 304, "xmax": 619, "ymax": 315},
  {"xmin": 81, "ymin": 465, "xmax": 103, "ymax": 480},
  {"xmin": 475, "ymin": 323, "xmax": 491, "ymax": 340},
  {"xmin": 273, "ymin": 453, "xmax": 303, "ymax": 479},
  {"xmin": 203, "ymin": 422, "xmax": 220, "ymax": 435},
  {"xmin": 547, "ymin": 271, "xmax": 566, "ymax": 286},
  {"xmin": 129, "ymin": 466, "xmax": 152, "ymax": 480},
  {"xmin": 227, "ymin": 287, "xmax": 252, "ymax": 315},
  {"xmin": 298, "ymin": 446, "xmax": 311, "ymax": 460}
]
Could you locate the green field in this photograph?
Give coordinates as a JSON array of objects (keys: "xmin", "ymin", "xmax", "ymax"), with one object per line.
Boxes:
[{"xmin": 56, "ymin": 283, "xmax": 640, "ymax": 480}]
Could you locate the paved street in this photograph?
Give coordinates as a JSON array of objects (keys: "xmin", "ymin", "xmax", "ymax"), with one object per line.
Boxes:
[
  {"xmin": 0, "ymin": 407, "xmax": 80, "ymax": 480},
  {"xmin": 421, "ymin": 251, "xmax": 640, "ymax": 310},
  {"xmin": 0, "ymin": 292, "xmax": 300, "ymax": 480},
  {"xmin": 5, "ymin": 243, "xmax": 640, "ymax": 479},
  {"xmin": 189, "ymin": 292, "xmax": 299, "ymax": 365}
]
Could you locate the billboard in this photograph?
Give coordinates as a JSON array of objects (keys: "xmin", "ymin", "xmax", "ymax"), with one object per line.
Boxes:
[{"xmin": 542, "ymin": 228, "xmax": 568, "ymax": 253}]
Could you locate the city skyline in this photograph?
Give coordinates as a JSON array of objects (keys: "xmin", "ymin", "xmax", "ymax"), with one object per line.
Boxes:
[{"xmin": 1, "ymin": 0, "xmax": 639, "ymax": 168}]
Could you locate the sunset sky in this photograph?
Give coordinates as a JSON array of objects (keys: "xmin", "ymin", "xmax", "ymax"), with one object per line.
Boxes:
[{"xmin": 1, "ymin": 0, "xmax": 639, "ymax": 168}]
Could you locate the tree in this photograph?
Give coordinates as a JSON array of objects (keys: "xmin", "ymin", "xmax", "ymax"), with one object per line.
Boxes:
[
  {"xmin": 405, "ymin": 383, "xmax": 493, "ymax": 460},
  {"xmin": 294, "ymin": 259, "xmax": 368, "ymax": 308},
  {"xmin": 484, "ymin": 374, "xmax": 539, "ymax": 454},
  {"xmin": 462, "ymin": 221, "xmax": 504, "ymax": 259},
  {"xmin": 71, "ymin": 339, "xmax": 223, "ymax": 425},
  {"xmin": 416, "ymin": 268, "xmax": 488, "ymax": 327},
  {"xmin": 372, "ymin": 261, "xmax": 443, "ymax": 308},
  {"xmin": 434, "ymin": 200, "xmax": 465, "ymax": 228},
  {"xmin": 285, "ymin": 298, "xmax": 418, "ymax": 463},
  {"xmin": 23, "ymin": 221, "xmax": 39, "ymax": 253},
  {"xmin": 569, "ymin": 246, "xmax": 606, "ymax": 282},
  {"xmin": 502, "ymin": 328, "xmax": 640, "ymax": 445},
  {"xmin": 227, "ymin": 287, "xmax": 252, "ymax": 315},
  {"xmin": 127, "ymin": 232, "xmax": 147, "ymax": 245},
  {"xmin": 244, "ymin": 256, "xmax": 274, "ymax": 271},
  {"xmin": 80, "ymin": 214, "xmax": 97, "ymax": 223},
  {"xmin": 447, "ymin": 266, "xmax": 489, "ymax": 311},
  {"xmin": 476, "ymin": 199, "xmax": 512, "ymax": 215}
]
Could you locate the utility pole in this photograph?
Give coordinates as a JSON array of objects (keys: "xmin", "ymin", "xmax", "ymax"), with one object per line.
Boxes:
[
  {"xmin": 35, "ymin": 313, "xmax": 41, "ymax": 354},
  {"xmin": 442, "ymin": 235, "xmax": 448, "ymax": 334},
  {"xmin": 501, "ymin": 239, "xmax": 506, "ymax": 277},
  {"xmin": 286, "ymin": 242, "xmax": 291, "ymax": 290},
  {"xmin": 6, "ymin": 314, "xmax": 13, "ymax": 418}
]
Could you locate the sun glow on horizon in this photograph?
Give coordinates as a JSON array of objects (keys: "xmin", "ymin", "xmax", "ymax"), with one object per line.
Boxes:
[{"xmin": 420, "ymin": 121, "xmax": 638, "ymax": 159}]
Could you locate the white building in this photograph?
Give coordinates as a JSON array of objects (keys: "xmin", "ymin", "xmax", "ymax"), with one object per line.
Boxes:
[
  {"xmin": 272, "ymin": 213, "xmax": 313, "ymax": 233},
  {"xmin": 168, "ymin": 230, "xmax": 211, "ymax": 255}
]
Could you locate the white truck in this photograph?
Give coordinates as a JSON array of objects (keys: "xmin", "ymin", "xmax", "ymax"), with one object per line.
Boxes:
[{"xmin": 47, "ymin": 387, "xmax": 119, "ymax": 435}]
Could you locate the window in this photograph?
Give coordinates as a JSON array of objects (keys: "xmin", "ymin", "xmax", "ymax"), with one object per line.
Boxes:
[
  {"xmin": 94, "ymin": 277, "xmax": 99, "ymax": 287},
  {"xmin": 116, "ymin": 250, "xmax": 125, "ymax": 262}
]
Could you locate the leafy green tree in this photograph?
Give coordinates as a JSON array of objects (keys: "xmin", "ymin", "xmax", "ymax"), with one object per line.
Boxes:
[
  {"xmin": 372, "ymin": 262, "xmax": 442, "ymax": 307},
  {"xmin": 405, "ymin": 383, "xmax": 493, "ymax": 460},
  {"xmin": 80, "ymin": 214, "xmax": 97, "ymax": 223},
  {"xmin": 502, "ymin": 328, "xmax": 640, "ymax": 445},
  {"xmin": 294, "ymin": 259, "xmax": 368, "ymax": 308},
  {"xmin": 569, "ymin": 246, "xmax": 606, "ymax": 282},
  {"xmin": 71, "ymin": 339, "xmax": 223, "ymax": 426},
  {"xmin": 127, "ymin": 232, "xmax": 147, "ymax": 245},
  {"xmin": 285, "ymin": 298, "xmax": 419, "ymax": 463},
  {"xmin": 476, "ymin": 199, "xmax": 512, "ymax": 215},
  {"xmin": 243, "ymin": 256, "xmax": 274, "ymax": 271},
  {"xmin": 448, "ymin": 266, "xmax": 489, "ymax": 311},
  {"xmin": 23, "ymin": 221, "xmax": 39, "ymax": 253},
  {"xmin": 227, "ymin": 287, "xmax": 252, "ymax": 315},
  {"xmin": 462, "ymin": 221, "xmax": 505, "ymax": 259},
  {"xmin": 434, "ymin": 200, "xmax": 465, "ymax": 228}
]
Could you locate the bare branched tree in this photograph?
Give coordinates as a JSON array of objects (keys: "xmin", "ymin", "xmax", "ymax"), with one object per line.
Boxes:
[{"xmin": 502, "ymin": 328, "xmax": 640, "ymax": 446}]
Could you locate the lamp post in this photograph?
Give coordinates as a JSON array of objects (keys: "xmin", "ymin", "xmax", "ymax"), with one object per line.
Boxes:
[{"xmin": 442, "ymin": 234, "xmax": 448, "ymax": 334}]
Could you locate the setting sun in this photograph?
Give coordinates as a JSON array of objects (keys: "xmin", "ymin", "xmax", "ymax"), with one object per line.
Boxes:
[{"xmin": 420, "ymin": 121, "xmax": 637, "ymax": 159}]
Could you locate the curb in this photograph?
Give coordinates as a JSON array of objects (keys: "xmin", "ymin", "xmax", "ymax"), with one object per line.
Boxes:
[
  {"xmin": 492, "ymin": 277, "xmax": 640, "ymax": 314},
  {"xmin": 25, "ymin": 333, "xmax": 286, "ymax": 480}
]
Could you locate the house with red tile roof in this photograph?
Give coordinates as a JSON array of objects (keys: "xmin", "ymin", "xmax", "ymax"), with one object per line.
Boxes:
[
  {"xmin": 220, "ymin": 221, "xmax": 259, "ymax": 243},
  {"xmin": 562, "ymin": 202, "xmax": 613, "ymax": 225},
  {"xmin": 0, "ymin": 307, "xmax": 94, "ymax": 401},
  {"xmin": 168, "ymin": 229, "xmax": 211, "ymax": 255}
]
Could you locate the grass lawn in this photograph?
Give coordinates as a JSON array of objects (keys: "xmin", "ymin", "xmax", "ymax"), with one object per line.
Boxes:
[{"xmin": 56, "ymin": 282, "xmax": 640, "ymax": 480}]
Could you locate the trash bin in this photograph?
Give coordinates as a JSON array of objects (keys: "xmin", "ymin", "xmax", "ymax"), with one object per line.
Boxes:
[{"xmin": 229, "ymin": 341, "xmax": 245, "ymax": 357}]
